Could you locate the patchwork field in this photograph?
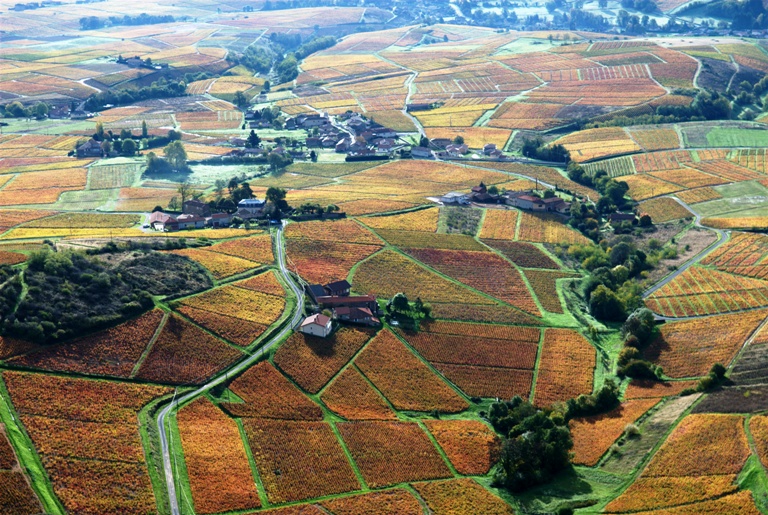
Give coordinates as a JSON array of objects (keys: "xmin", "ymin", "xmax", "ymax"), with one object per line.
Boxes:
[{"xmin": 0, "ymin": 5, "xmax": 767, "ymax": 515}]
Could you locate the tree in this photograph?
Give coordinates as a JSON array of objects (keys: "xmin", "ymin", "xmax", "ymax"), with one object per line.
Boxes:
[
  {"xmin": 590, "ymin": 284, "xmax": 625, "ymax": 321},
  {"xmin": 266, "ymin": 187, "xmax": 286, "ymax": 204},
  {"xmin": 4, "ymin": 101, "xmax": 27, "ymax": 118},
  {"xmin": 325, "ymin": 204, "xmax": 339, "ymax": 214},
  {"xmin": 214, "ymin": 179, "xmax": 226, "ymax": 198},
  {"xmin": 268, "ymin": 152, "xmax": 289, "ymax": 172},
  {"xmin": 121, "ymin": 138, "xmax": 137, "ymax": 156},
  {"xmin": 141, "ymin": 120, "xmax": 148, "ymax": 138},
  {"xmin": 622, "ymin": 308, "xmax": 656, "ymax": 345},
  {"xmin": 164, "ymin": 141, "xmax": 188, "ymax": 170},
  {"xmin": 233, "ymin": 91, "xmax": 248, "ymax": 109},
  {"xmin": 247, "ymin": 130, "xmax": 261, "ymax": 148},
  {"xmin": 610, "ymin": 242, "xmax": 633, "ymax": 267},
  {"xmin": 100, "ymin": 140, "xmax": 112, "ymax": 155},
  {"xmin": 32, "ymin": 102, "xmax": 49, "ymax": 120},
  {"xmin": 168, "ymin": 196, "xmax": 179, "ymax": 211},
  {"xmin": 639, "ymin": 214, "xmax": 652, "ymax": 227},
  {"xmin": 95, "ymin": 122, "xmax": 105, "ymax": 140},
  {"xmin": 176, "ymin": 181, "xmax": 194, "ymax": 205},
  {"xmin": 231, "ymin": 182, "xmax": 254, "ymax": 204},
  {"xmin": 453, "ymin": 135, "xmax": 465, "ymax": 145},
  {"xmin": 389, "ymin": 292, "xmax": 410, "ymax": 314},
  {"xmin": 167, "ymin": 129, "xmax": 182, "ymax": 141},
  {"xmin": 488, "ymin": 185, "xmax": 499, "ymax": 195},
  {"xmin": 310, "ymin": 150, "xmax": 317, "ymax": 162}
]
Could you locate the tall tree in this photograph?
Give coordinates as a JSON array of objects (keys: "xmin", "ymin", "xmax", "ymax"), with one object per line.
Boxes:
[
  {"xmin": 176, "ymin": 180, "xmax": 194, "ymax": 205},
  {"xmin": 164, "ymin": 141, "xmax": 188, "ymax": 170},
  {"xmin": 233, "ymin": 90, "xmax": 248, "ymax": 109},
  {"xmin": 247, "ymin": 130, "xmax": 261, "ymax": 148}
]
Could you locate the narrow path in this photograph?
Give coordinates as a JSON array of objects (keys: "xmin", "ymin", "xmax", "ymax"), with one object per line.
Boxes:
[
  {"xmin": 155, "ymin": 222, "xmax": 304, "ymax": 515},
  {"xmin": 642, "ymin": 196, "xmax": 727, "ymax": 303},
  {"xmin": 373, "ymin": 51, "xmax": 425, "ymax": 138}
]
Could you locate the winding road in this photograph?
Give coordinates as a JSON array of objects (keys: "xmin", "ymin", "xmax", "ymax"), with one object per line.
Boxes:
[
  {"xmin": 642, "ymin": 196, "xmax": 728, "ymax": 302},
  {"xmin": 156, "ymin": 222, "xmax": 305, "ymax": 515}
]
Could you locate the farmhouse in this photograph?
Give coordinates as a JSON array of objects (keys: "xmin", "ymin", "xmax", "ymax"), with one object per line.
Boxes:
[
  {"xmin": 238, "ymin": 198, "xmax": 266, "ymax": 215},
  {"xmin": 333, "ymin": 306, "xmax": 380, "ymax": 326},
  {"xmin": 441, "ymin": 192, "xmax": 470, "ymax": 205},
  {"xmin": 76, "ymin": 138, "xmax": 102, "ymax": 158},
  {"xmin": 411, "ymin": 146, "xmax": 434, "ymax": 159},
  {"xmin": 509, "ymin": 194, "xmax": 571, "ymax": 213},
  {"xmin": 430, "ymin": 138, "xmax": 453, "ymax": 149},
  {"xmin": 335, "ymin": 138, "xmax": 351, "ymax": 153},
  {"xmin": 446, "ymin": 143, "xmax": 468, "ymax": 156},
  {"xmin": 470, "ymin": 183, "xmax": 495, "ymax": 203},
  {"xmin": 176, "ymin": 214, "xmax": 206, "ymax": 230},
  {"xmin": 316, "ymin": 295, "xmax": 379, "ymax": 313},
  {"xmin": 206, "ymin": 212, "xmax": 231, "ymax": 228},
  {"xmin": 299, "ymin": 314, "xmax": 333, "ymax": 338},
  {"xmin": 483, "ymin": 143, "xmax": 497, "ymax": 155},
  {"xmin": 610, "ymin": 212, "xmax": 637, "ymax": 223},
  {"xmin": 149, "ymin": 211, "xmax": 178, "ymax": 231},
  {"xmin": 325, "ymin": 279, "xmax": 351, "ymax": 297},
  {"xmin": 183, "ymin": 199, "xmax": 211, "ymax": 218},
  {"xmin": 306, "ymin": 284, "xmax": 329, "ymax": 304}
]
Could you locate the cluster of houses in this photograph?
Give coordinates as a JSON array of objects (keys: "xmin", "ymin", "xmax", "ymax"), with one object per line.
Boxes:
[
  {"xmin": 441, "ymin": 183, "xmax": 572, "ymax": 214},
  {"xmin": 300, "ymin": 279, "xmax": 380, "ymax": 337},
  {"xmin": 411, "ymin": 141, "xmax": 506, "ymax": 160},
  {"xmin": 148, "ymin": 198, "xmax": 266, "ymax": 232},
  {"xmin": 226, "ymin": 142, "xmax": 309, "ymax": 161}
]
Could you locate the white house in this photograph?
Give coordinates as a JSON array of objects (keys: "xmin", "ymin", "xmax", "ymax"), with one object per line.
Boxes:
[
  {"xmin": 441, "ymin": 192, "xmax": 470, "ymax": 205},
  {"xmin": 299, "ymin": 314, "xmax": 333, "ymax": 338},
  {"xmin": 238, "ymin": 198, "xmax": 266, "ymax": 215}
]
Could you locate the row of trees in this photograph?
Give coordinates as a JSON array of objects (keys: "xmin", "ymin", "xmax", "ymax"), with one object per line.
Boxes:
[
  {"xmin": 83, "ymin": 77, "xmax": 186, "ymax": 112},
  {"xmin": 2, "ymin": 101, "xmax": 49, "ymax": 119},
  {"xmin": 79, "ymin": 13, "xmax": 176, "ymax": 30}
]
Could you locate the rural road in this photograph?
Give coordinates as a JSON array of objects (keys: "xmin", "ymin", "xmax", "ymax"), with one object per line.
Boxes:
[
  {"xmin": 156, "ymin": 222, "xmax": 305, "ymax": 515},
  {"xmin": 642, "ymin": 196, "xmax": 728, "ymax": 301}
]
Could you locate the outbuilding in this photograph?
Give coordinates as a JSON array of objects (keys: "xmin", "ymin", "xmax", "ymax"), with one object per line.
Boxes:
[{"xmin": 299, "ymin": 314, "xmax": 333, "ymax": 338}]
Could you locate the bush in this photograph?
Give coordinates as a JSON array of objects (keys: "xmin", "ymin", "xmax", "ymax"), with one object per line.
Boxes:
[
  {"xmin": 618, "ymin": 359, "xmax": 661, "ymax": 380},
  {"xmin": 565, "ymin": 380, "xmax": 620, "ymax": 419},
  {"xmin": 624, "ymin": 423, "xmax": 641, "ymax": 439}
]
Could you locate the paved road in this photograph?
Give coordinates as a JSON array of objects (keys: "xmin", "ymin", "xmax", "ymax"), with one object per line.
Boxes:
[
  {"xmin": 641, "ymin": 196, "xmax": 729, "ymax": 320},
  {"xmin": 156, "ymin": 222, "xmax": 304, "ymax": 515}
]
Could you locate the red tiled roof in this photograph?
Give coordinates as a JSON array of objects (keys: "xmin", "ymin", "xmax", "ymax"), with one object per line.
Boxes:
[
  {"xmin": 301, "ymin": 314, "xmax": 331, "ymax": 327},
  {"xmin": 317, "ymin": 295, "xmax": 376, "ymax": 305}
]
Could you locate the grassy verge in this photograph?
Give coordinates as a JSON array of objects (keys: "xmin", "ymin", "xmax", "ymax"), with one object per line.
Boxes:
[
  {"xmin": 0, "ymin": 376, "xmax": 64, "ymax": 514},
  {"xmin": 140, "ymin": 391, "xmax": 181, "ymax": 515}
]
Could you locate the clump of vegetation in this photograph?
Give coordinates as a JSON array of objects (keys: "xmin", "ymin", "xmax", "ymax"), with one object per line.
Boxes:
[
  {"xmin": 521, "ymin": 137, "xmax": 570, "ymax": 163},
  {"xmin": 617, "ymin": 308, "xmax": 664, "ymax": 380},
  {"xmin": 488, "ymin": 397, "xmax": 573, "ymax": 492},
  {"xmin": 568, "ymin": 241, "xmax": 648, "ymax": 322},
  {"xmin": 565, "ymin": 379, "xmax": 621, "ymax": 419},
  {"xmin": 682, "ymin": 363, "xmax": 728, "ymax": 395},
  {"xmin": 385, "ymin": 292, "xmax": 431, "ymax": 330},
  {"xmin": 2, "ymin": 249, "xmax": 155, "ymax": 344}
]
